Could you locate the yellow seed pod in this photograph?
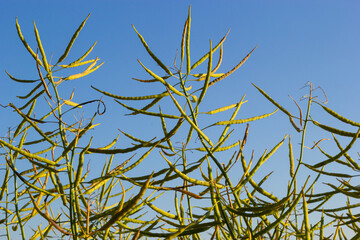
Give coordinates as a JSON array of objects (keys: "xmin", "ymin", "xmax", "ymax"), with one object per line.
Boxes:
[
  {"xmin": 190, "ymin": 95, "xmax": 197, "ymax": 103},
  {"xmin": 63, "ymin": 99, "xmax": 82, "ymax": 108}
]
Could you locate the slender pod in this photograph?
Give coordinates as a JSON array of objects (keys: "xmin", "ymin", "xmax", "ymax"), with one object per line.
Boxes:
[
  {"xmin": 326, "ymin": 183, "xmax": 360, "ymax": 199},
  {"xmin": 33, "ymin": 21, "xmax": 50, "ymax": 72},
  {"xmin": 62, "ymin": 99, "xmax": 82, "ymax": 108},
  {"xmin": 289, "ymin": 116, "xmax": 302, "ymax": 132},
  {"xmin": 174, "ymin": 191, "xmax": 183, "ymax": 225},
  {"xmin": 94, "ymin": 135, "xmax": 119, "ymax": 150},
  {"xmin": 74, "ymin": 138, "xmax": 92, "ymax": 188},
  {"xmin": 302, "ymin": 163, "xmax": 354, "ymax": 178},
  {"xmin": 6, "ymin": 70, "xmax": 38, "ymax": 83},
  {"xmin": 248, "ymin": 177, "xmax": 279, "ymax": 202},
  {"xmin": 191, "ymin": 73, "xmax": 224, "ymax": 79},
  {"xmin": 252, "ymin": 83, "xmax": 293, "ymax": 117},
  {"xmin": 197, "ymin": 40, "xmax": 212, "ymax": 107},
  {"xmin": 116, "ymin": 100, "xmax": 182, "ymax": 119},
  {"xmin": 0, "ymin": 139, "xmax": 57, "ymax": 166},
  {"xmin": 332, "ymin": 134, "xmax": 360, "ymax": 170},
  {"xmin": 129, "ymin": 96, "xmax": 164, "ymax": 115},
  {"xmin": 132, "ymin": 75, "xmax": 171, "ymax": 83},
  {"xmin": 132, "ymin": 25, "xmax": 173, "ymax": 76},
  {"xmin": 318, "ymin": 202, "xmax": 360, "ymax": 213},
  {"xmin": 17, "ymin": 82, "xmax": 42, "ymax": 99},
  {"xmin": 10, "ymin": 104, "xmax": 56, "ymax": 146},
  {"xmin": 185, "ymin": 6, "xmax": 191, "ymax": 75},
  {"xmin": 66, "ymin": 41, "xmax": 97, "ymax": 67},
  {"xmin": 214, "ymin": 184, "xmax": 237, "ymax": 239},
  {"xmin": 63, "ymin": 59, "xmax": 103, "ymax": 81},
  {"xmin": 53, "ymin": 172, "xmax": 67, "ymax": 205},
  {"xmin": 194, "ymin": 141, "xmax": 240, "ymax": 152},
  {"xmin": 180, "ymin": 18, "xmax": 188, "ymax": 69},
  {"xmin": 312, "ymin": 120, "xmax": 360, "ymax": 138},
  {"xmin": 159, "ymin": 107, "xmax": 175, "ymax": 152},
  {"xmin": 191, "ymin": 30, "xmax": 229, "ymax": 70},
  {"xmin": 218, "ymin": 95, "xmax": 246, "ymax": 142},
  {"xmin": 312, "ymin": 127, "xmax": 360, "ymax": 168},
  {"xmin": 11, "ymin": 130, "xmax": 27, "ymax": 163},
  {"xmin": 302, "ymin": 191, "xmax": 311, "ymax": 240},
  {"xmin": 59, "ymin": 59, "xmax": 96, "ymax": 69},
  {"xmin": 203, "ymin": 100, "xmax": 246, "ymax": 115},
  {"xmin": 208, "ymin": 46, "xmax": 257, "ymax": 87},
  {"xmin": 213, "ymin": 109, "xmax": 278, "ymax": 125},
  {"xmin": 225, "ymin": 193, "xmax": 292, "ymax": 217},
  {"xmin": 35, "ymin": 53, "xmax": 52, "ymax": 100},
  {"xmin": 18, "ymin": 90, "xmax": 45, "ymax": 111},
  {"xmin": 13, "ymin": 100, "xmax": 36, "ymax": 139},
  {"xmin": 150, "ymin": 163, "xmax": 201, "ymax": 185},
  {"xmin": 26, "ymin": 159, "xmax": 60, "ymax": 174},
  {"xmin": 192, "ymin": 48, "xmax": 224, "ymax": 82},
  {"xmin": 115, "ymin": 144, "xmax": 158, "ymax": 174},
  {"xmin": 317, "ymin": 102, "xmax": 360, "ymax": 127},
  {"xmin": 145, "ymin": 201, "xmax": 177, "ymax": 219},
  {"xmin": 15, "ymin": 18, "xmax": 43, "ymax": 67},
  {"xmin": 161, "ymin": 152, "xmax": 224, "ymax": 189},
  {"xmin": 137, "ymin": 60, "xmax": 183, "ymax": 96},
  {"xmin": 234, "ymin": 152, "xmax": 253, "ymax": 192},
  {"xmin": 92, "ymin": 85, "xmax": 169, "ymax": 100},
  {"xmin": 207, "ymin": 159, "xmax": 221, "ymax": 223},
  {"xmin": 87, "ymin": 145, "xmax": 140, "ymax": 156},
  {"xmin": 56, "ymin": 14, "xmax": 91, "ymax": 64},
  {"xmin": 206, "ymin": 130, "xmax": 233, "ymax": 154},
  {"xmin": 0, "ymin": 166, "xmax": 10, "ymax": 201},
  {"xmin": 289, "ymin": 94, "xmax": 303, "ymax": 127},
  {"xmin": 119, "ymin": 130, "xmax": 157, "ymax": 146},
  {"xmin": 212, "ymin": 44, "xmax": 223, "ymax": 73},
  {"xmin": 289, "ymin": 135, "xmax": 295, "ymax": 178},
  {"xmin": 24, "ymin": 124, "xmax": 76, "ymax": 146}
]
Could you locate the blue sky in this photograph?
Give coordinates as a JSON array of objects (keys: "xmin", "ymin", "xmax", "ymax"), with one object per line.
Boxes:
[{"xmin": 1, "ymin": 1, "xmax": 360, "ymax": 237}]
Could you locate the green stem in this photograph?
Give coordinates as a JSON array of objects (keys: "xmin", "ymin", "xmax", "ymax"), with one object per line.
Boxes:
[
  {"xmin": 289, "ymin": 86, "xmax": 312, "ymax": 192},
  {"xmin": 14, "ymin": 169, "xmax": 26, "ymax": 239},
  {"xmin": 276, "ymin": 84, "xmax": 313, "ymax": 239},
  {"xmin": 48, "ymin": 72, "xmax": 78, "ymax": 238},
  {"xmin": 6, "ymin": 174, "xmax": 10, "ymax": 240}
]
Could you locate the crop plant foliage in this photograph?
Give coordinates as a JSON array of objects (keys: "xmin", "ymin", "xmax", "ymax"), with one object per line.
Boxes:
[{"xmin": 1, "ymin": 7, "xmax": 360, "ymax": 240}]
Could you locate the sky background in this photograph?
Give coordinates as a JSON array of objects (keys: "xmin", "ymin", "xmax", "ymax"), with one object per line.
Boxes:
[{"xmin": 1, "ymin": 1, "xmax": 360, "ymax": 237}]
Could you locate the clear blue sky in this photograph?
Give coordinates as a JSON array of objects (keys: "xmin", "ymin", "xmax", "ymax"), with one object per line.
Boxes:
[{"xmin": 1, "ymin": 1, "xmax": 360, "ymax": 237}]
